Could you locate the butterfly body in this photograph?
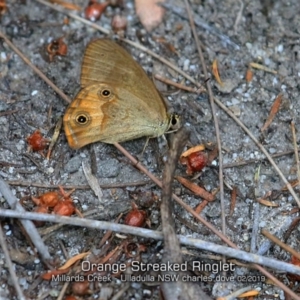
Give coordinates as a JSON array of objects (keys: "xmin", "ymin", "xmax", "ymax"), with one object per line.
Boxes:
[{"xmin": 63, "ymin": 39, "xmax": 178, "ymax": 149}]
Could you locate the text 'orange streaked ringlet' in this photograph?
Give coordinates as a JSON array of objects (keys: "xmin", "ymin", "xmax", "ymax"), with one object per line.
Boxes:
[{"xmin": 63, "ymin": 39, "xmax": 179, "ymax": 149}]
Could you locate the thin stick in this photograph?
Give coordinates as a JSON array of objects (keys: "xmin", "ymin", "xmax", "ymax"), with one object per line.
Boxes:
[
  {"xmin": 183, "ymin": 0, "xmax": 226, "ymax": 240},
  {"xmin": 221, "ymin": 149, "xmax": 298, "ymax": 169},
  {"xmin": 57, "ymin": 282, "xmax": 69, "ymax": 300},
  {"xmin": 0, "ymin": 225, "xmax": 26, "ymax": 300},
  {"xmin": 229, "ymin": 186, "xmax": 237, "ymax": 216},
  {"xmin": 251, "ymin": 166, "xmax": 260, "ymax": 253},
  {"xmin": 291, "ymin": 121, "xmax": 300, "ymax": 187},
  {"xmin": 233, "ymin": 0, "xmax": 244, "ymax": 34},
  {"xmin": 0, "ymin": 109, "xmax": 19, "ymax": 116},
  {"xmin": 261, "ymin": 229, "xmax": 300, "ymax": 261},
  {"xmin": 154, "ymin": 74, "xmax": 206, "ymax": 94},
  {"xmin": 2, "ymin": 208, "xmax": 300, "ymax": 277},
  {"xmin": 5, "ymin": 180, "xmax": 151, "ymax": 189},
  {"xmin": 0, "ymin": 179, "xmax": 53, "ymax": 267},
  {"xmin": 160, "ymin": 129, "xmax": 210, "ymax": 299},
  {"xmin": 250, "ymin": 203, "xmax": 260, "ymax": 253}
]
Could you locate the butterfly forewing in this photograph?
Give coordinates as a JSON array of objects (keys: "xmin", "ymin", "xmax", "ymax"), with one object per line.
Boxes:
[{"xmin": 80, "ymin": 39, "xmax": 168, "ymax": 115}]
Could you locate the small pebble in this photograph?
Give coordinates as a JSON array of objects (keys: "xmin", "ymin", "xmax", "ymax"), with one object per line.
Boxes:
[
  {"xmin": 0, "ymin": 52, "xmax": 7, "ymax": 62},
  {"xmin": 183, "ymin": 59, "xmax": 190, "ymax": 71},
  {"xmin": 276, "ymin": 44, "xmax": 283, "ymax": 53},
  {"xmin": 243, "ymin": 233, "xmax": 249, "ymax": 241},
  {"xmin": 47, "ymin": 167, "xmax": 54, "ymax": 174}
]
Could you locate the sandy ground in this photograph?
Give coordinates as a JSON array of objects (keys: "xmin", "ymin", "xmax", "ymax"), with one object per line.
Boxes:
[{"xmin": 1, "ymin": 0, "xmax": 300, "ymax": 299}]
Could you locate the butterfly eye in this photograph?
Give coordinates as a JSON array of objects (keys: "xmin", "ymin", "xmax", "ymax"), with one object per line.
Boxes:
[{"xmin": 75, "ymin": 113, "xmax": 90, "ymax": 125}]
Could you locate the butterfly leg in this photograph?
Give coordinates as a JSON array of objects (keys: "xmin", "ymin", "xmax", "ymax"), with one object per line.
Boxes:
[{"xmin": 139, "ymin": 137, "xmax": 150, "ymax": 157}]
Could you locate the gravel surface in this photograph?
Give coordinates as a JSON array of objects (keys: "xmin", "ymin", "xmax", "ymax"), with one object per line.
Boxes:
[{"xmin": 1, "ymin": 0, "xmax": 300, "ymax": 299}]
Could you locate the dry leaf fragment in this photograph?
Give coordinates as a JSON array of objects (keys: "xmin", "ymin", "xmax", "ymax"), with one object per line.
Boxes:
[
  {"xmin": 50, "ymin": 0, "xmax": 81, "ymax": 10},
  {"xmin": 175, "ymin": 176, "xmax": 215, "ymax": 202},
  {"xmin": 82, "ymin": 161, "xmax": 103, "ymax": 203},
  {"xmin": 194, "ymin": 200, "xmax": 209, "ymax": 214},
  {"xmin": 153, "ymin": 36, "xmax": 178, "ymax": 55},
  {"xmin": 59, "ymin": 251, "xmax": 91, "ymax": 270},
  {"xmin": 281, "ymin": 179, "xmax": 300, "ymax": 191},
  {"xmin": 261, "ymin": 93, "xmax": 283, "ymax": 132},
  {"xmin": 135, "ymin": 0, "xmax": 165, "ymax": 32},
  {"xmin": 249, "ymin": 62, "xmax": 277, "ymax": 74},
  {"xmin": 238, "ymin": 290, "xmax": 260, "ymax": 298},
  {"xmin": 290, "ymin": 255, "xmax": 300, "ymax": 267},
  {"xmin": 256, "ymin": 198, "xmax": 279, "ymax": 207},
  {"xmin": 181, "ymin": 145, "xmax": 206, "ymax": 158},
  {"xmin": 212, "ymin": 59, "xmax": 224, "ymax": 86},
  {"xmin": 47, "ymin": 117, "xmax": 62, "ymax": 159},
  {"xmin": 245, "ymin": 67, "xmax": 253, "ymax": 83},
  {"xmin": 229, "ymin": 186, "xmax": 237, "ymax": 216}
]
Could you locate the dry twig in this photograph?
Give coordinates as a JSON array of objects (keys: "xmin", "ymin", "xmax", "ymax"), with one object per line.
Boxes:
[
  {"xmin": 261, "ymin": 229, "xmax": 300, "ymax": 261},
  {"xmin": 233, "ymin": 0, "xmax": 244, "ymax": 34},
  {"xmin": 6, "ymin": 180, "xmax": 151, "ymax": 189},
  {"xmin": 183, "ymin": 0, "xmax": 226, "ymax": 252},
  {"xmin": 0, "ymin": 179, "xmax": 53, "ymax": 267},
  {"xmin": 160, "ymin": 128, "xmax": 212, "ymax": 299},
  {"xmin": 0, "ymin": 225, "xmax": 26, "ymax": 300},
  {"xmin": 1, "ymin": 209, "xmax": 300, "ymax": 276},
  {"xmin": 261, "ymin": 93, "xmax": 283, "ymax": 132},
  {"xmin": 291, "ymin": 121, "xmax": 300, "ymax": 188}
]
